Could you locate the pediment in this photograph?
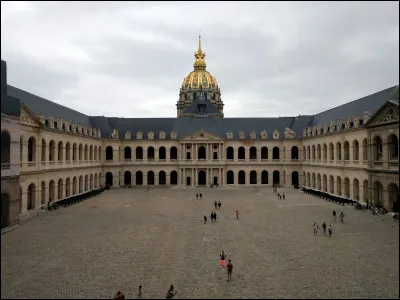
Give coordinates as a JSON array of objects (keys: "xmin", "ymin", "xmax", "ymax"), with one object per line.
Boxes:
[
  {"xmin": 182, "ymin": 129, "xmax": 222, "ymax": 141},
  {"xmin": 365, "ymin": 101, "xmax": 399, "ymax": 127},
  {"xmin": 20, "ymin": 104, "xmax": 43, "ymax": 127}
]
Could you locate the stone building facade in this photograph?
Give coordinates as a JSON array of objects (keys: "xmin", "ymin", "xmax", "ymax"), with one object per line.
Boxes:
[{"xmin": 1, "ymin": 38, "xmax": 399, "ymax": 228}]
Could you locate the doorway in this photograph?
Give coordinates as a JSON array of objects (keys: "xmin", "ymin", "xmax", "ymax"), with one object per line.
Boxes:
[
  {"xmin": 198, "ymin": 170, "xmax": 206, "ymax": 185},
  {"xmin": 186, "ymin": 177, "xmax": 191, "ymax": 186},
  {"xmin": 213, "ymin": 177, "xmax": 218, "ymax": 185}
]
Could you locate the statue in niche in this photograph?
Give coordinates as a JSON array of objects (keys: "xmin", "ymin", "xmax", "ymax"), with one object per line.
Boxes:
[
  {"xmin": 273, "ymin": 129, "xmax": 280, "ymax": 140},
  {"xmin": 260, "ymin": 130, "xmax": 268, "ymax": 139},
  {"xmin": 148, "ymin": 131, "xmax": 154, "ymax": 140},
  {"xmin": 125, "ymin": 131, "xmax": 131, "ymax": 140},
  {"xmin": 159, "ymin": 131, "xmax": 166, "ymax": 139},
  {"xmin": 136, "ymin": 130, "xmax": 143, "ymax": 140}
]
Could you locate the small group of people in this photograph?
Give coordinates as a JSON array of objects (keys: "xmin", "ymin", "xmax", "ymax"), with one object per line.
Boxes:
[
  {"xmin": 313, "ymin": 221, "xmax": 333, "ymax": 237},
  {"xmin": 219, "ymin": 251, "xmax": 234, "ymax": 281},
  {"xmin": 214, "ymin": 200, "xmax": 222, "ymax": 210},
  {"xmin": 196, "ymin": 193, "xmax": 203, "ymax": 199},
  {"xmin": 332, "ymin": 210, "xmax": 345, "ymax": 223},
  {"xmin": 114, "ymin": 285, "xmax": 177, "ymax": 299},
  {"xmin": 277, "ymin": 192, "xmax": 285, "ymax": 200},
  {"xmin": 205, "ymin": 211, "xmax": 218, "ymax": 223}
]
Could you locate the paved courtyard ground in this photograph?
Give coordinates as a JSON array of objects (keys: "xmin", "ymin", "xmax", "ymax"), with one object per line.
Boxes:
[{"xmin": 1, "ymin": 187, "xmax": 399, "ymax": 299}]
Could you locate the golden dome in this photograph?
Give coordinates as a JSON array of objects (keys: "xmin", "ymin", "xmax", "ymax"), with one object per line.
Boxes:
[{"xmin": 182, "ymin": 35, "xmax": 219, "ymax": 90}]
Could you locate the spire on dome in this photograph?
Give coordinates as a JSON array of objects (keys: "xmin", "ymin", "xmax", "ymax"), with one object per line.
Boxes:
[{"xmin": 193, "ymin": 33, "xmax": 206, "ymax": 70}]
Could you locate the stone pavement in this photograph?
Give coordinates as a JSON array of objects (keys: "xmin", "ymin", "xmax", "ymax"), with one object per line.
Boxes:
[{"xmin": 1, "ymin": 187, "xmax": 399, "ymax": 299}]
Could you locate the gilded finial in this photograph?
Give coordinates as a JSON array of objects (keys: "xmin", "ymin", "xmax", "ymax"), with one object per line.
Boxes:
[
  {"xmin": 194, "ymin": 33, "xmax": 206, "ymax": 70},
  {"xmin": 198, "ymin": 32, "xmax": 202, "ymax": 52}
]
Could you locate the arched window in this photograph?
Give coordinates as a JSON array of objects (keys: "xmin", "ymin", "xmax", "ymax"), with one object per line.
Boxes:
[
  {"xmin": 389, "ymin": 135, "xmax": 399, "ymax": 161},
  {"xmin": 272, "ymin": 147, "xmax": 279, "ymax": 160},
  {"xmin": 124, "ymin": 147, "xmax": 131, "ymax": 160},
  {"xmin": 147, "ymin": 147, "xmax": 155, "ymax": 160},
  {"xmin": 27, "ymin": 183, "xmax": 35, "ymax": 210},
  {"xmin": 106, "ymin": 172, "xmax": 113, "ymax": 186},
  {"xmin": 238, "ymin": 170, "xmax": 245, "ymax": 184},
  {"xmin": 58, "ymin": 141, "xmax": 63, "ymax": 162},
  {"xmin": 136, "ymin": 171, "xmax": 143, "ymax": 185},
  {"xmin": 198, "ymin": 146, "xmax": 206, "ymax": 159},
  {"xmin": 312, "ymin": 145, "xmax": 315, "ymax": 160},
  {"xmin": 353, "ymin": 178, "xmax": 359, "ymax": 200},
  {"xmin": 249, "ymin": 147, "xmax": 257, "ymax": 160},
  {"xmin": 227, "ymin": 171, "xmax": 234, "ymax": 184},
  {"xmin": 261, "ymin": 171, "xmax": 268, "ymax": 184},
  {"xmin": 238, "ymin": 147, "xmax": 245, "ymax": 160},
  {"xmin": 226, "ymin": 147, "xmax": 234, "ymax": 160},
  {"xmin": 106, "ymin": 146, "xmax": 113, "ymax": 160},
  {"xmin": 261, "ymin": 147, "xmax": 268, "ymax": 160},
  {"xmin": 322, "ymin": 144, "xmax": 327, "ymax": 162},
  {"xmin": 336, "ymin": 142, "xmax": 342, "ymax": 161},
  {"xmin": 147, "ymin": 171, "xmax": 155, "ymax": 185},
  {"xmin": 28, "ymin": 137, "xmax": 36, "ymax": 162},
  {"xmin": 250, "ymin": 170, "xmax": 257, "ymax": 184},
  {"xmin": 124, "ymin": 171, "xmax": 131, "ymax": 185},
  {"xmin": 352, "ymin": 140, "xmax": 359, "ymax": 161},
  {"xmin": 373, "ymin": 136, "xmax": 383, "ymax": 161},
  {"xmin": 159, "ymin": 171, "xmax": 166, "ymax": 185},
  {"xmin": 343, "ymin": 141, "xmax": 350, "ymax": 161},
  {"xmin": 84, "ymin": 144, "xmax": 88, "ymax": 161},
  {"xmin": 136, "ymin": 147, "xmax": 143, "ymax": 160},
  {"xmin": 291, "ymin": 146, "xmax": 298, "ymax": 160},
  {"xmin": 49, "ymin": 140, "xmax": 56, "ymax": 161},
  {"xmin": 317, "ymin": 145, "xmax": 321, "ymax": 160},
  {"xmin": 170, "ymin": 147, "xmax": 177, "ymax": 160},
  {"xmin": 273, "ymin": 171, "xmax": 280, "ymax": 185},
  {"xmin": 170, "ymin": 171, "xmax": 177, "ymax": 185},
  {"xmin": 362, "ymin": 138, "xmax": 368, "ymax": 161},
  {"xmin": 159, "ymin": 147, "xmax": 166, "ymax": 160},
  {"xmin": 1, "ymin": 131, "xmax": 11, "ymax": 168},
  {"xmin": 291, "ymin": 171, "xmax": 299, "ymax": 185},
  {"xmin": 72, "ymin": 143, "xmax": 77, "ymax": 161},
  {"xmin": 65, "ymin": 142, "xmax": 71, "ymax": 161}
]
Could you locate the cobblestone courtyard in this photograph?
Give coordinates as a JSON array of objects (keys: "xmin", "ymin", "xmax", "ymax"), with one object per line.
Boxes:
[{"xmin": 1, "ymin": 187, "xmax": 399, "ymax": 299}]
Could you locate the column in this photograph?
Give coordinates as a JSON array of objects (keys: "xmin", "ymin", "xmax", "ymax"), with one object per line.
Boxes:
[
  {"xmin": 257, "ymin": 172, "xmax": 261, "ymax": 185},
  {"xmin": 21, "ymin": 189, "xmax": 27, "ymax": 213},
  {"xmin": 36, "ymin": 188, "xmax": 41, "ymax": 209},
  {"xmin": 191, "ymin": 168, "xmax": 194, "ymax": 186},
  {"xmin": 246, "ymin": 172, "xmax": 250, "ymax": 186},
  {"xmin": 21, "ymin": 139, "xmax": 28, "ymax": 168},
  {"xmin": 257, "ymin": 148, "xmax": 261, "ymax": 163}
]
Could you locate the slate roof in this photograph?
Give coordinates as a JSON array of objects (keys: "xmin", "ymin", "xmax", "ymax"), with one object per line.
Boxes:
[
  {"xmin": 310, "ymin": 86, "xmax": 398, "ymax": 127},
  {"xmin": 6, "ymin": 85, "xmax": 92, "ymax": 125},
  {"xmin": 181, "ymin": 96, "xmax": 222, "ymax": 117}
]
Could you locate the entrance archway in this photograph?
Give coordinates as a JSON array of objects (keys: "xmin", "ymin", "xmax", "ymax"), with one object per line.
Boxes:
[
  {"xmin": 198, "ymin": 170, "xmax": 206, "ymax": 185},
  {"xmin": 227, "ymin": 171, "xmax": 234, "ymax": 184},
  {"xmin": 388, "ymin": 183, "xmax": 399, "ymax": 212},
  {"xmin": 1, "ymin": 193, "xmax": 10, "ymax": 228},
  {"xmin": 27, "ymin": 183, "xmax": 35, "ymax": 210},
  {"xmin": 170, "ymin": 171, "xmax": 177, "ymax": 185},
  {"xmin": 273, "ymin": 171, "xmax": 280, "ymax": 185},
  {"xmin": 198, "ymin": 146, "xmax": 206, "ymax": 159},
  {"xmin": 136, "ymin": 171, "xmax": 143, "ymax": 185},
  {"xmin": 238, "ymin": 170, "xmax": 245, "ymax": 185},
  {"xmin": 106, "ymin": 172, "xmax": 113, "ymax": 186},
  {"xmin": 124, "ymin": 171, "xmax": 131, "ymax": 185},
  {"xmin": 291, "ymin": 171, "xmax": 299, "ymax": 185}
]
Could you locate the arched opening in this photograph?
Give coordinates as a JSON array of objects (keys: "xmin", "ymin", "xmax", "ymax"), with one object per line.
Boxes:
[
  {"xmin": 84, "ymin": 175, "xmax": 89, "ymax": 191},
  {"xmin": 329, "ymin": 175, "xmax": 334, "ymax": 194},
  {"xmin": 317, "ymin": 174, "xmax": 321, "ymax": 190},
  {"xmin": 147, "ymin": 171, "xmax": 155, "ymax": 185},
  {"xmin": 352, "ymin": 140, "xmax": 359, "ymax": 161},
  {"xmin": 106, "ymin": 172, "xmax": 113, "ymax": 186},
  {"xmin": 124, "ymin": 147, "xmax": 131, "ymax": 160},
  {"xmin": 291, "ymin": 146, "xmax": 298, "ymax": 160},
  {"xmin": 49, "ymin": 180, "xmax": 55, "ymax": 202},
  {"xmin": 84, "ymin": 144, "xmax": 88, "ymax": 161},
  {"xmin": 343, "ymin": 141, "xmax": 350, "ymax": 161},
  {"xmin": 159, "ymin": 171, "xmax": 166, "ymax": 185},
  {"xmin": 336, "ymin": 176, "xmax": 342, "ymax": 196},
  {"xmin": 72, "ymin": 143, "xmax": 77, "ymax": 161},
  {"xmin": 1, "ymin": 193, "xmax": 10, "ymax": 228},
  {"xmin": 227, "ymin": 171, "xmax": 234, "ymax": 184},
  {"xmin": 373, "ymin": 136, "xmax": 383, "ymax": 161},
  {"xmin": 273, "ymin": 171, "xmax": 280, "ymax": 185},
  {"xmin": 73, "ymin": 177, "xmax": 77, "ymax": 195},
  {"xmin": 238, "ymin": 147, "xmax": 245, "ymax": 160},
  {"xmin": 344, "ymin": 177, "xmax": 350, "ymax": 198},
  {"xmin": 79, "ymin": 144, "xmax": 83, "ymax": 160},
  {"xmin": 249, "ymin": 147, "xmax": 257, "ymax": 160},
  {"xmin": 136, "ymin": 171, "xmax": 143, "ymax": 185},
  {"xmin": 159, "ymin": 147, "xmax": 166, "ymax": 160},
  {"xmin": 79, "ymin": 176, "xmax": 83, "ymax": 192},
  {"xmin": 322, "ymin": 144, "xmax": 327, "ymax": 161},
  {"xmin": 317, "ymin": 144, "xmax": 321, "ymax": 160},
  {"xmin": 388, "ymin": 183, "xmax": 399, "ymax": 212},
  {"xmin": 1, "ymin": 131, "xmax": 11, "ymax": 168},
  {"xmin": 65, "ymin": 178, "xmax": 70, "ymax": 197},
  {"xmin": 389, "ymin": 135, "xmax": 399, "ymax": 161},
  {"xmin": 57, "ymin": 179, "xmax": 63, "ymax": 199},
  {"xmin": 373, "ymin": 181, "xmax": 383, "ymax": 207},
  {"xmin": 106, "ymin": 146, "xmax": 113, "ymax": 160},
  {"xmin": 198, "ymin": 146, "xmax": 206, "ymax": 159},
  {"xmin": 312, "ymin": 145, "xmax": 315, "ymax": 160},
  {"xmin": 238, "ymin": 170, "xmax": 245, "ymax": 184},
  {"xmin": 90, "ymin": 174, "xmax": 93, "ymax": 189},
  {"xmin": 136, "ymin": 147, "xmax": 143, "ymax": 160},
  {"xmin": 89, "ymin": 145, "xmax": 93, "ymax": 160},
  {"xmin": 353, "ymin": 179, "xmax": 359, "ymax": 200},
  {"xmin": 307, "ymin": 173, "xmax": 311, "ymax": 187},
  {"xmin": 170, "ymin": 147, "xmax": 177, "ymax": 160},
  {"xmin": 94, "ymin": 146, "xmax": 98, "ymax": 161},
  {"xmin": 198, "ymin": 170, "xmax": 206, "ymax": 185},
  {"xmin": 322, "ymin": 175, "xmax": 327, "ymax": 192},
  {"xmin": 170, "ymin": 171, "xmax": 177, "ymax": 185},
  {"xmin": 302, "ymin": 172, "xmax": 306, "ymax": 186},
  {"xmin": 272, "ymin": 147, "xmax": 280, "ymax": 160},
  {"xmin": 261, "ymin": 147, "xmax": 268, "ymax": 159},
  {"xmin": 261, "ymin": 171, "xmax": 268, "ymax": 184},
  {"xmin": 362, "ymin": 138, "xmax": 368, "ymax": 161},
  {"xmin": 303, "ymin": 147, "xmax": 306, "ymax": 160},
  {"xmin": 28, "ymin": 137, "xmax": 36, "ymax": 162},
  {"xmin": 363, "ymin": 180, "xmax": 369, "ymax": 203},
  {"xmin": 41, "ymin": 181, "xmax": 46, "ymax": 204},
  {"xmin": 291, "ymin": 171, "xmax": 299, "ymax": 185},
  {"xmin": 58, "ymin": 141, "xmax": 63, "ymax": 162},
  {"xmin": 94, "ymin": 174, "xmax": 98, "ymax": 188},
  {"xmin": 41, "ymin": 139, "xmax": 46, "ymax": 162},
  {"xmin": 250, "ymin": 170, "xmax": 257, "ymax": 184},
  {"xmin": 307, "ymin": 146, "xmax": 311, "ymax": 160},
  {"xmin": 329, "ymin": 143, "xmax": 334, "ymax": 160},
  {"xmin": 65, "ymin": 142, "xmax": 71, "ymax": 161},
  {"xmin": 146, "ymin": 147, "xmax": 154, "ymax": 160},
  {"xmin": 226, "ymin": 147, "xmax": 234, "ymax": 160},
  {"xmin": 336, "ymin": 142, "xmax": 342, "ymax": 161},
  {"xmin": 312, "ymin": 173, "xmax": 316, "ymax": 188},
  {"xmin": 124, "ymin": 171, "xmax": 131, "ymax": 185},
  {"xmin": 99, "ymin": 146, "xmax": 102, "ymax": 161}
]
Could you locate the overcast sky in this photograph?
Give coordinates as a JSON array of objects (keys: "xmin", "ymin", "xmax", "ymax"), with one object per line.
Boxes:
[{"xmin": 1, "ymin": 1, "xmax": 399, "ymax": 118}]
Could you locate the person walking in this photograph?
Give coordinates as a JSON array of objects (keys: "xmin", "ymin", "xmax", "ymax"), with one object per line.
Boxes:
[
  {"xmin": 332, "ymin": 210, "xmax": 337, "ymax": 222},
  {"xmin": 138, "ymin": 285, "xmax": 142, "ymax": 299},
  {"xmin": 218, "ymin": 201, "xmax": 222, "ymax": 210},
  {"xmin": 322, "ymin": 222, "xmax": 327, "ymax": 235},
  {"xmin": 204, "ymin": 215, "xmax": 207, "ymax": 224},
  {"xmin": 282, "ymin": 192, "xmax": 285, "ymax": 200},
  {"xmin": 226, "ymin": 260, "xmax": 233, "ymax": 281},
  {"xmin": 220, "ymin": 251, "xmax": 226, "ymax": 269},
  {"xmin": 166, "ymin": 285, "xmax": 177, "ymax": 299},
  {"xmin": 236, "ymin": 210, "xmax": 239, "ymax": 220},
  {"xmin": 210, "ymin": 211, "xmax": 214, "ymax": 223},
  {"xmin": 313, "ymin": 222, "xmax": 319, "ymax": 236},
  {"xmin": 214, "ymin": 200, "xmax": 218, "ymax": 210},
  {"xmin": 340, "ymin": 211, "xmax": 345, "ymax": 223},
  {"xmin": 328, "ymin": 225, "xmax": 333, "ymax": 237},
  {"xmin": 196, "ymin": 193, "xmax": 199, "ymax": 199},
  {"xmin": 199, "ymin": 193, "xmax": 203, "ymax": 200},
  {"xmin": 214, "ymin": 211, "xmax": 217, "ymax": 222}
]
